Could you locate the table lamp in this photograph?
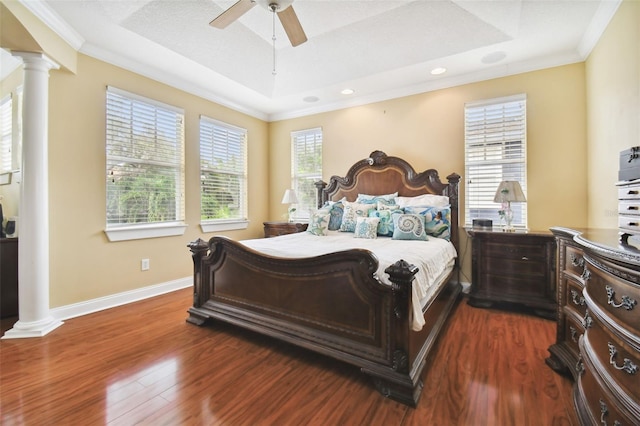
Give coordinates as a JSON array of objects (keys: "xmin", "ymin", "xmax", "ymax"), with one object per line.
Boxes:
[
  {"xmin": 494, "ymin": 181, "xmax": 526, "ymax": 232},
  {"xmin": 281, "ymin": 189, "xmax": 298, "ymax": 222}
]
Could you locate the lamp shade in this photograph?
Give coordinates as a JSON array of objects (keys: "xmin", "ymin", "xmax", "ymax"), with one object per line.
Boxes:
[
  {"xmin": 493, "ymin": 181, "xmax": 526, "ymax": 203},
  {"xmin": 281, "ymin": 189, "xmax": 298, "ymax": 204}
]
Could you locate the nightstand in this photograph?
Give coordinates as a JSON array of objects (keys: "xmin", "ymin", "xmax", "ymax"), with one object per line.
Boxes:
[
  {"xmin": 263, "ymin": 221, "xmax": 308, "ymax": 238},
  {"xmin": 466, "ymin": 228, "xmax": 556, "ymax": 319}
]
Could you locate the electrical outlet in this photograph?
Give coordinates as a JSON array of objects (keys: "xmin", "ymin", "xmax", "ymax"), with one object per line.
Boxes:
[{"xmin": 141, "ymin": 258, "xmax": 150, "ymax": 271}]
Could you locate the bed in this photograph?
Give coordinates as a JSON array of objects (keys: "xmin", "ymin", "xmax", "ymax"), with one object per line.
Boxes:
[{"xmin": 187, "ymin": 150, "xmax": 462, "ymax": 406}]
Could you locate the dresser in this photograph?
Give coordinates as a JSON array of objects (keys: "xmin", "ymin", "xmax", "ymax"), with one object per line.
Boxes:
[
  {"xmin": 547, "ymin": 228, "xmax": 640, "ymax": 425},
  {"xmin": 466, "ymin": 229, "xmax": 556, "ymax": 319},
  {"xmin": 263, "ymin": 221, "xmax": 308, "ymax": 238}
]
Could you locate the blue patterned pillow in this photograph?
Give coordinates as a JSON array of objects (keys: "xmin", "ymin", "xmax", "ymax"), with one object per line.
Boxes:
[
  {"xmin": 325, "ymin": 199, "xmax": 345, "ymax": 230},
  {"xmin": 391, "ymin": 213, "xmax": 428, "ymax": 241},
  {"xmin": 404, "ymin": 205, "xmax": 451, "ymax": 241},
  {"xmin": 356, "ymin": 192, "xmax": 398, "ymax": 205},
  {"xmin": 368, "ymin": 206, "xmax": 403, "ymax": 236},
  {"xmin": 339, "ymin": 202, "xmax": 375, "ymax": 232},
  {"xmin": 307, "ymin": 210, "xmax": 331, "ymax": 236},
  {"xmin": 354, "ymin": 217, "xmax": 380, "ymax": 239}
]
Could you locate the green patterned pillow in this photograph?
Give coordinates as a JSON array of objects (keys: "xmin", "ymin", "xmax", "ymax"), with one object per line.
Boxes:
[
  {"xmin": 356, "ymin": 192, "xmax": 398, "ymax": 205},
  {"xmin": 391, "ymin": 213, "xmax": 428, "ymax": 241},
  {"xmin": 307, "ymin": 210, "xmax": 330, "ymax": 236},
  {"xmin": 354, "ymin": 217, "xmax": 380, "ymax": 239},
  {"xmin": 339, "ymin": 202, "xmax": 375, "ymax": 232},
  {"xmin": 404, "ymin": 205, "xmax": 451, "ymax": 241},
  {"xmin": 368, "ymin": 206, "xmax": 403, "ymax": 236}
]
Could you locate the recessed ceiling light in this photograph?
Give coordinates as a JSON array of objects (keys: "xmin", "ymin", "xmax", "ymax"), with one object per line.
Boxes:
[
  {"xmin": 430, "ymin": 67, "xmax": 447, "ymax": 75},
  {"xmin": 341, "ymin": 88, "xmax": 355, "ymax": 95},
  {"xmin": 303, "ymin": 96, "xmax": 319, "ymax": 103}
]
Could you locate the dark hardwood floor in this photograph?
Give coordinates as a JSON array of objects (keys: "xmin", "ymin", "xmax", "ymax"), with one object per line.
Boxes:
[{"xmin": 0, "ymin": 288, "xmax": 577, "ymax": 425}]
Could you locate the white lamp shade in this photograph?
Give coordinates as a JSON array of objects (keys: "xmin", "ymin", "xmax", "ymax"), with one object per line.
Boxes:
[
  {"xmin": 281, "ymin": 189, "xmax": 298, "ymax": 204},
  {"xmin": 493, "ymin": 181, "xmax": 526, "ymax": 203}
]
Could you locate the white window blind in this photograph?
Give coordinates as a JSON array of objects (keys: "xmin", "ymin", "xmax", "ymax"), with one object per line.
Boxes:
[
  {"xmin": 199, "ymin": 116, "xmax": 247, "ymax": 223},
  {"xmin": 465, "ymin": 94, "xmax": 527, "ymax": 228},
  {"xmin": 291, "ymin": 128, "xmax": 322, "ymax": 219},
  {"xmin": 106, "ymin": 86, "xmax": 185, "ymax": 228},
  {"xmin": 0, "ymin": 95, "xmax": 12, "ymax": 173}
]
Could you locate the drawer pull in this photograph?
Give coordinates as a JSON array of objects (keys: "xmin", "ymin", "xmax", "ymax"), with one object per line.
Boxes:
[
  {"xmin": 605, "ymin": 285, "xmax": 637, "ymax": 311},
  {"xmin": 627, "ymin": 205, "xmax": 640, "ymax": 211},
  {"xmin": 570, "ymin": 289, "xmax": 585, "ymax": 306},
  {"xmin": 570, "ymin": 253, "xmax": 584, "ymax": 268},
  {"xmin": 569, "ymin": 326, "xmax": 578, "ymax": 343},
  {"xmin": 599, "ymin": 399, "xmax": 622, "ymax": 426},
  {"xmin": 608, "ymin": 342, "xmax": 639, "ymax": 375},
  {"xmin": 627, "ymin": 190, "xmax": 639, "ymax": 195},
  {"xmin": 582, "ymin": 269, "xmax": 591, "ymax": 281},
  {"xmin": 582, "ymin": 310, "xmax": 593, "ymax": 329},
  {"xmin": 521, "ymin": 256, "xmax": 529, "ymax": 261},
  {"xmin": 576, "ymin": 354, "xmax": 584, "ymax": 375}
]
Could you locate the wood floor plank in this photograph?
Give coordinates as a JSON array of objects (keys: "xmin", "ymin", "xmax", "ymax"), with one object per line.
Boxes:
[{"xmin": 0, "ymin": 288, "xmax": 578, "ymax": 425}]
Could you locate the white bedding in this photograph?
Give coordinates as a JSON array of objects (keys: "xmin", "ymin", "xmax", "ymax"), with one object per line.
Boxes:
[{"xmin": 241, "ymin": 231, "xmax": 457, "ymax": 331}]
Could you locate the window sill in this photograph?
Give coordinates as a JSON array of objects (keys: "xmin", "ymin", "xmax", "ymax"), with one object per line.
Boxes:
[
  {"xmin": 105, "ymin": 222, "xmax": 188, "ymax": 242},
  {"xmin": 200, "ymin": 220, "xmax": 249, "ymax": 233}
]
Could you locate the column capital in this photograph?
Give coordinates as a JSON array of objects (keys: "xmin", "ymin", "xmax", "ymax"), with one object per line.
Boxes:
[{"xmin": 11, "ymin": 51, "xmax": 60, "ymax": 71}]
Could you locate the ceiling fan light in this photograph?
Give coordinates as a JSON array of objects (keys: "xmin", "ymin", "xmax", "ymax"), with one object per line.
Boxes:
[{"xmin": 256, "ymin": 0, "xmax": 294, "ymax": 12}]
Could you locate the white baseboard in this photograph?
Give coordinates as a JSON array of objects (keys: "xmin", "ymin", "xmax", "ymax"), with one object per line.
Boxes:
[{"xmin": 50, "ymin": 277, "xmax": 192, "ymax": 321}]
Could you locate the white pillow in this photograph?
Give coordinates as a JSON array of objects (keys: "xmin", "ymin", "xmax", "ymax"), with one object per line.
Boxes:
[{"xmin": 396, "ymin": 194, "xmax": 449, "ymax": 208}]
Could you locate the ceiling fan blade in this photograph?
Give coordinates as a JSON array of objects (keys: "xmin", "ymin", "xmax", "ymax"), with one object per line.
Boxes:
[
  {"xmin": 210, "ymin": 0, "xmax": 256, "ymax": 29},
  {"xmin": 277, "ymin": 5, "xmax": 307, "ymax": 47}
]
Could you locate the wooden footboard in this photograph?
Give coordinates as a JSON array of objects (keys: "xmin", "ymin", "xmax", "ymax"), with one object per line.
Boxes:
[{"xmin": 187, "ymin": 236, "xmax": 461, "ymax": 406}]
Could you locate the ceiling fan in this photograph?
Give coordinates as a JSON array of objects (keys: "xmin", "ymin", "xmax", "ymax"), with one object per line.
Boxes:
[{"xmin": 210, "ymin": 0, "xmax": 308, "ymax": 47}]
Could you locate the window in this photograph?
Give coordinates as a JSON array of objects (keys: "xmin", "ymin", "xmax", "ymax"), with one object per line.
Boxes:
[
  {"xmin": 199, "ymin": 116, "xmax": 248, "ymax": 232},
  {"xmin": 465, "ymin": 94, "xmax": 527, "ymax": 228},
  {"xmin": 291, "ymin": 128, "xmax": 322, "ymax": 220},
  {"xmin": 105, "ymin": 86, "xmax": 186, "ymax": 241},
  {"xmin": 0, "ymin": 94, "xmax": 12, "ymax": 173}
]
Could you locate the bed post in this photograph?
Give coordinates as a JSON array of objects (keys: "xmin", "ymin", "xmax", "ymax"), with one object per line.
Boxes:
[
  {"xmin": 314, "ymin": 180, "xmax": 328, "ymax": 209},
  {"xmin": 365, "ymin": 259, "xmax": 421, "ymax": 407},
  {"xmin": 186, "ymin": 238, "xmax": 209, "ymax": 326}
]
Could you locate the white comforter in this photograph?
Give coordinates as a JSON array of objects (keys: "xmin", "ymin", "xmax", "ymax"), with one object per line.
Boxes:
[{"xmin": 241, "ymin": 231, "xmax": 457, "ymax": 331}]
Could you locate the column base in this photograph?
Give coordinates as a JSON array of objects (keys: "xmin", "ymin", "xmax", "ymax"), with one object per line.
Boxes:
[{"xmin": 2, "ymin": 317, "xmax": 63, "ymax": 339}]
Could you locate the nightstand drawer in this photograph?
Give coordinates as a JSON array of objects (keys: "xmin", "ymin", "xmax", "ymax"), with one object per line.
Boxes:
[{"xmin": 482, "ymin": 241, "xmax": 549, "ymax": 262}]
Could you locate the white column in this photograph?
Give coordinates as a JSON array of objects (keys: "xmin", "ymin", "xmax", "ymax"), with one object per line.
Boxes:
[{"xmin": 2, "ymin": 52, "xmax": 63, "ymax": 339}]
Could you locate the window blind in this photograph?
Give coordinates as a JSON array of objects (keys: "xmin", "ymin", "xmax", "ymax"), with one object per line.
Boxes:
[
  {"xmin": 199, "ymin": 116, "xmax": 247, "ymax": 222},
  {"xmin": 291, "ymin": 128, "xmax": 322, "ymax": 219},
  {"xmin": 0, "ymin": 95, "xmax": 12, "ymax": 173},
  {"xmin": 464, "ymin": 94, "xmax": 527, "ymax": 228},
  {"xmin": 106, "ymin": 87, "xmax": 185, "ymax": 227}
]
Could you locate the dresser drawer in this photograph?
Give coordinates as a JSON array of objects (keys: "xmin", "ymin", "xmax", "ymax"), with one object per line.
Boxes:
[
  {"xmin": 585, "ymin": 313, "xmax": 640, "ymax": 402},
  {"xmin": 618, "ymin": 215, "xmax": 640, "ymax": 232},
  {"xmin": 564, "ymin": 276, "xmax": 587, "ymax": 317},
  {"xmin": 578, "ymin": 360, "xmax": 637, "ymax": 426},
  {"xmin": 619, "ymin": 201, "xmax": 640, "ymax": 216},
  {"xmin": 563, "ymin": 313, "xmax": 584, "ymax": 361},
  {"xmin": 584, "ymin": 257, "xmax": 640, "ymax": 338},
  {"xmin": 564, "ymin": 245, "xmax": 586, "ymax": 279},
  {"xmin": 483, "ymin": 241, "xmax": 549, "ymax": 262},
  {"xmin": 618, "ymin": 184, "xmax": 640, "ymax": 200}
]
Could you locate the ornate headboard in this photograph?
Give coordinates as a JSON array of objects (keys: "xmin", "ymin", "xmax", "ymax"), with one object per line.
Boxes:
[{"xmin": 314, "ymin": 150, "xmax": 461, "ymax": 253}]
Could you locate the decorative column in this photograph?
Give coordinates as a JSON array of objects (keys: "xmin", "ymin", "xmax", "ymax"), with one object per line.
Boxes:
[{"xmin": 2, "ymin": 52, "xmax": 63, "ymax": 339}]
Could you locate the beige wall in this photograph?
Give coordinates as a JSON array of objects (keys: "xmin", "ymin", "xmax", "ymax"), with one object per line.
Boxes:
[
  {"xmin": 270, "ymin": 64, "xmax": 589, "ymax": 281},
  {"xmin": 0, "ymin": 66, "xmax": 22, "ymax": 220},
  {"xmin": 586, "ymin": 0, "xmax": 640, "ymax": 228},
  {"xmin": 5, "ymin": 0, "xmax": 638, "ymax": 308},
  {"xmin": 46, "ymin": 54, "xmax": 269, "ymax": 307}
]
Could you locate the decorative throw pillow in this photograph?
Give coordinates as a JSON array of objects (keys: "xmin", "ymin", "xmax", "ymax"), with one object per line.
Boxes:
[
  {"xmin": 391, "ymin": 213, "xmax": 428, "ymax": 241},
  {"xmin": 404, "ymin": 205, "xmax": 451, "ymax": 241},
  {"xmin": 369, "ymin": 206, "xmax": 403, "ymax": 236},
  {"xmin": 354, "ymin": 217, "xmax": 380, "ymax": 239},
  {"xmin": 339, "ymin": 202, "xmax": 375, "ymax": 232},
  {"xmin": 396, "ymin": 194, "xmax": 449, "ymax": 208},
  {"xmin": 356, "ymin": 192, "xmax": 398, "ymax": 205},
  {"xmin": 307, "ymin": 210, "xmax": 330, "ymax": 236},
  {"xmin": 323, "ymin": 198, "xmax": 346, "ymax": 230}
]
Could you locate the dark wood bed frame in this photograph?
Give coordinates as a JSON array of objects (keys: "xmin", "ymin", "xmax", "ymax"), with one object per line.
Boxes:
[{"xmin": 187, "ymin": 150, "xmax": 461, "ymax": 406}]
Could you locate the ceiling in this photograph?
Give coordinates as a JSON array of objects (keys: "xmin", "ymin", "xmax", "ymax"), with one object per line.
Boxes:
[{"xmin": 2, "ymin": 0, "xmax": 621, "ymax": 121}]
